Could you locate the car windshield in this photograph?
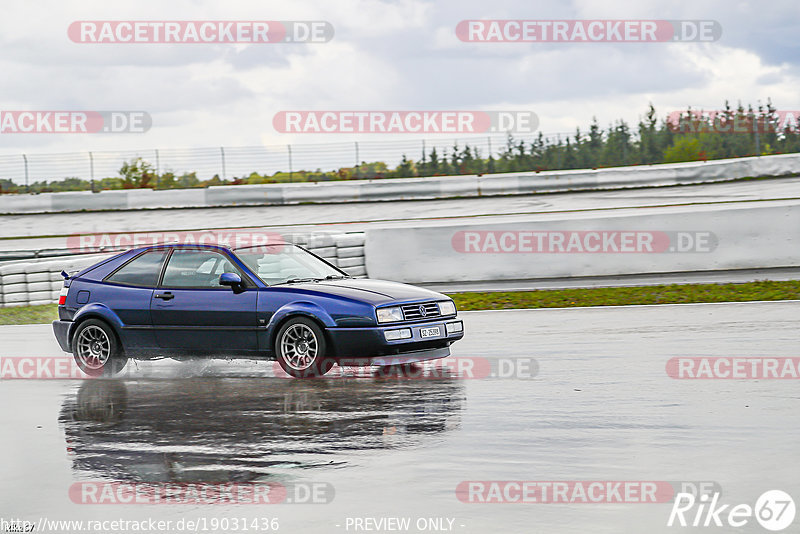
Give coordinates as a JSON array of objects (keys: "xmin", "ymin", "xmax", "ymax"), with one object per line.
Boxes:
[{"xmin": 233, "ymin": 244, "xmax": 347, "ymax": 285}]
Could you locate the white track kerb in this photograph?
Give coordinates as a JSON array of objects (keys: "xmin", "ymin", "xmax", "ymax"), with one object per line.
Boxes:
[{"xmin": 0, "ymin": 153, "xmax": 798, "ymax": 214}]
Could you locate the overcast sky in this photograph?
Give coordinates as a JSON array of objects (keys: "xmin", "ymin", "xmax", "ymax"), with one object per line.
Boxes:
[{"xmin": 1, "ymin": 0, "xmax": 798, "ymax": 160}]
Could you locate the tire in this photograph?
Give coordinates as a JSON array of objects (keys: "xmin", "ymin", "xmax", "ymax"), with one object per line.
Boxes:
[
  {"xmin": 275, "ymin": 317, "xmax": 334, "ymax": 378},
  {"xmin": 72, "ymin": 319, "xmax": 128, "ymax": 377}
]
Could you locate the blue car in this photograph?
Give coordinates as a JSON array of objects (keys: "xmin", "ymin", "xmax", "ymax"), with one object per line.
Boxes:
[{"xmin": 52, "ymin": 243, "xmax": 464, "ymax": 377}]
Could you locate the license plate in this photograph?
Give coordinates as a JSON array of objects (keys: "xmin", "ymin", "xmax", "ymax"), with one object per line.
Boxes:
[{"xmin": 419, "ymin": 326, "xmax": 441, "ymax": 338}]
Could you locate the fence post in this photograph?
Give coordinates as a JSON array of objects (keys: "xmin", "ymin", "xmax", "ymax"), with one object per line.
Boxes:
[
  {"xmin": 89, "ymin": 152, "xmax": 95, "ymax": 192},
  {"xmin": 220, "ymin": 147, "xmax": 226, "ymax": 181},
  {"xmin": 155, "ymin": 149, "xmax": 160, "ymax": 189},
  {"xmin": 287, "ymin": 144, "xmax": 293, "ymax": 182},
  {"xmin": 755, "ymin": 128, "xmax": 761, "ymax": 156},
  {"xmin": 22, "ymin": 154, "xmax": 29, "ymax": 193},
  {"xmin": 355, "ymin": 141, "xmax": 359, "ymax": 178}
]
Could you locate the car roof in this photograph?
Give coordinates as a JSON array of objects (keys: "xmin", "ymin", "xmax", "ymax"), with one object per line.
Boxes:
[{"xmin": 132, "ymin": 243, "xmax": 234, "ymax": 253}]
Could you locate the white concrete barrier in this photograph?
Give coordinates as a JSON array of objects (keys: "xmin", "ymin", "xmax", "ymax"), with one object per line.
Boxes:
[
  {"xmin": 364, "ymin": 200, "xmax": 800, "ymax": 283},
  {"xmin": 333, "ymin": 234, "xmax": 366, "ymax": 274},
  {"xmin": 0, "ymin": 154, "xmax": 797, "ymax": 214},
  {"xmin": 0, "ymin": 253, "xmax": 113, "ymax": 307}
]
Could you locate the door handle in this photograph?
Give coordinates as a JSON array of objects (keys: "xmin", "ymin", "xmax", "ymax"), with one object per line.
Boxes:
[{"xmin": 155, "ymin": 292, "xmax": 174, "ymax": 300}]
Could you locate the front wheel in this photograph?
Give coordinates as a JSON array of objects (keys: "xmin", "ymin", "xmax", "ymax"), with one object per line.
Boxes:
[
  {"xmin": 72, "ymin": 319, "xmax": 128, "ymax": 377},
  {"xmin": 275, "ymin": 317, "xmax": 334, "ymax": 378}
]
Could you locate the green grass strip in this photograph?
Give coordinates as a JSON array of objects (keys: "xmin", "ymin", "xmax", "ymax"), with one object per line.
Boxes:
[
  {"xmin": 448, "ymin": 280, "xmax": 800, "ymax": 311},
  {"xmin": 0, "ymin": 304, "xmax": 58, "ymax": 325}
]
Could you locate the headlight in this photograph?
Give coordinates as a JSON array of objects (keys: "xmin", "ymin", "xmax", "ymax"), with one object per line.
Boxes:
[
  {"xmin": 377, "ymin": 306, "xmax": 404, "ymax": 323},
  {"xmin": 438, "ymin": 300, "xmax": 456, "ymax": 316}
]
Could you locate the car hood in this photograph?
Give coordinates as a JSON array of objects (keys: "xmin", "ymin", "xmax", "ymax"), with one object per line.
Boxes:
[{"xmin": 284, "ymin": 278, "xmax": 447, "ymax": 306}]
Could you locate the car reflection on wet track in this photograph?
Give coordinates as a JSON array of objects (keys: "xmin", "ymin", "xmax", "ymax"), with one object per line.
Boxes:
[{"xmin": 59, "ymin": 376, "xmax": 464, "ymax": 484}]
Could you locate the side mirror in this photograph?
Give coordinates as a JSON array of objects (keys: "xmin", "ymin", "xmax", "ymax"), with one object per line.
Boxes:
[{"xmin": 219, "ymin": 272, "xmax": 243, "ymax": 292}]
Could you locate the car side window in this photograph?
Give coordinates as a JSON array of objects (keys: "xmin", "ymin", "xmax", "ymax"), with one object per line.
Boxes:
[
  {"xmin": 106, "ymin": 250, "xmax": 168, "ymax": 288},
  {"xmin": 161, "ymin": 249, "xmax": 244, "ymax": 289}
]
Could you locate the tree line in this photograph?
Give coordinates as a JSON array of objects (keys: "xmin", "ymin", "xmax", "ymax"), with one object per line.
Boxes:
[{"xmin": 2, "ymin": 100, "xmax": 798, "ymax": 194}]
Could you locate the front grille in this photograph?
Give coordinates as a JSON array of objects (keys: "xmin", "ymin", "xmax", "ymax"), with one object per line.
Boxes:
[{"xmin": 401, "ymin": 302, "xmax": 440, "ymax": 321}]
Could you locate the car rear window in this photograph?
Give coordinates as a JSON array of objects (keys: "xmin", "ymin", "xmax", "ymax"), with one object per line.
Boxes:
[{"xmin": 106, "ymin": 250, "xmax": 168, "ymax": 288}]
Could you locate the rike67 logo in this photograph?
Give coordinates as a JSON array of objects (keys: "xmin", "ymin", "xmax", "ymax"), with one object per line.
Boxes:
[{"xmin": 668, "ymin": 490, "xmax": 795, "ymax": 531}]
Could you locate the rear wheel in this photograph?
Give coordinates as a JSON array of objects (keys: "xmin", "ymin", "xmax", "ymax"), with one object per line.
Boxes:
[
  {"xmin": 72, "ymin": 319, "xmax": 128, "ymax": 377},
  {"xmin": 275, "ymin": 317, "xmax": 334, "ymax": 378}
]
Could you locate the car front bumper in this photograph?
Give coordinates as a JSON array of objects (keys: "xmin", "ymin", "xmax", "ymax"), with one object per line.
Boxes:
[{"xmin": 327, "ymin": 317, "xmax": 464, "ymax": 363}]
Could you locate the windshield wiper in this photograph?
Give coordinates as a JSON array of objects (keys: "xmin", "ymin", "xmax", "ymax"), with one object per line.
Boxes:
[
  {"xmin": 279, "ymin": 277, "xmax": 321, "ymax": 285},
  {"xmin": 276, "ymin": 275, "xmax": 350, "ymax": 285}
]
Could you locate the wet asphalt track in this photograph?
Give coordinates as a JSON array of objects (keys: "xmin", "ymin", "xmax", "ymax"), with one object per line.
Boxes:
[{"xmin": 1, "ymin": 302, "xmax": 799, "ymax": 533}]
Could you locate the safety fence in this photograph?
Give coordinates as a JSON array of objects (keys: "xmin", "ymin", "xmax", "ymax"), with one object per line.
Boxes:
[
  {"xmin": 0, "ymin": 134, "xmax": 543, "ymax": 189},
  {"xmin": 0, "ymin": 152, "xmax": 798, "ymax": 214}
]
